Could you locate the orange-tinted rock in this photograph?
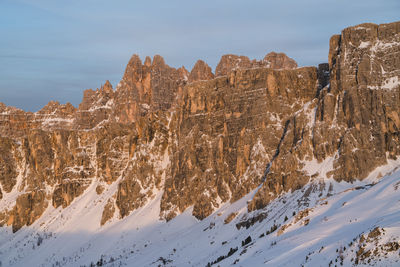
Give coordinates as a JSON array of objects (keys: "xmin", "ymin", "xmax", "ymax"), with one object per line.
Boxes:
[
  {"xmin": 250, "ymin": 21, "xmax": 400, "ymax": 210},
  {"xmin": 113, "ymin": 54, "xmax": 187, "ymax": 123},
  {"xmin": 263, "ymin": 52, "xmax": 298, "ymax": 69},
  {"xmin": 215, "ymin": 52, "xmax": 297, "ymax": 77},
  {"xmin": 161, "ymin": 66, "xmax": 318, "ymax": 220},
  {"xmin": 189, "ymin": 60, "xmax": 214, "ymax": 82},
  {"xmin": 101, "ymin": 199, "xmax": 115, "ymax": 226},
  {"xmin": 0, "ymin": 136, "xmax": 18, "ymax": 193},
  {"xmin": 215, "ymin": 55, "xmax": 253, "ymax": 77},
  {"xmin": 10, "ymin": 191, "xmax": 47, "ymax": 233},
  {"xmin": 0, "ymin": 21, "xmax": 399, "ymax": 231},
  {"xmin": 52, "ymin": 181, "xmax": 89, "ymax": 208}
]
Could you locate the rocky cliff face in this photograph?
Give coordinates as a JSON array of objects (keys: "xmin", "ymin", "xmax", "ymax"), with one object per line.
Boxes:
[
  {"xmin": 250, "ymin": 21, "xmax": 400, "ymax": 210},
  {"xmin": 214, "ymin": 52, "xmax": 297, "ymax": 77},
  {"xmin": 0, "ymin": 21, "xmax": 399, "ymax": 232},
  {"xmin": 162, "ymin": 66, "xmax": 317, "ymax": 220}
]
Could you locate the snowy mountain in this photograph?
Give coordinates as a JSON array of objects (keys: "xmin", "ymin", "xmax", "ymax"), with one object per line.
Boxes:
[
  {"xmin": 0, "ymin": 21, "xmax": 399, "ymax": 266},
  {"xmin": 1, "ymin": 158, "xmax": 399, "ymax": 266}
]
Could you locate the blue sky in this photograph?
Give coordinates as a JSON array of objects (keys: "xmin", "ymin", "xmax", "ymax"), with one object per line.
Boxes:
[{"xmin": 1, "ymin": 0, "xmax": 399, "ymax": 111}]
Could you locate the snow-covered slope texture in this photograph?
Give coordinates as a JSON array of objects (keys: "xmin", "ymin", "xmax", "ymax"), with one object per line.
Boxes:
[{"xmin": 0, "ymin": 159, "xmax": 399, "ymax": 267}]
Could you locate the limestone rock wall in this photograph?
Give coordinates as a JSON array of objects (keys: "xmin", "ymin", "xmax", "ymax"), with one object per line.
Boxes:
[
  {"xmin": 317, "ymin": 21, "xmax": 400, "ymax": 180},
  {"xmin": 0, "ymin": 21, "xmax": 399, "ymax": 231},
  {"xmin": 215, "ymin": 52, "xmax": 297, "ymax": 77},
  {"xmin": 250, "ymin": 21, "xmax": 400, "ymax": 209},
  {"xmin": 162, "ymin": 67, "xmax": 318, "ymax": 220}
]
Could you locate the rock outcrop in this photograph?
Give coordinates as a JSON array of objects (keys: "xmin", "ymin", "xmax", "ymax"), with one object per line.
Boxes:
[
  {"xmin": 189, "ymin": 60, "xmax": 214, "ymax": 82},
  {"xmin": 249, "ymin": 21, "xmax": 400, "ymax": 210},
  {"xmin": 215, "ymin": 52, "xmax": 297, "ymax": 77},
  {"xmin": 0, "ymin": 21, "xmax": 399, "ymax": 231},
  {"xmin": 162, "ymin": 66, "xmax": 318, "ymax": 220},
  {"xmin": 263, "ymin": 52, "xmax": 298, "ymax": 69}
]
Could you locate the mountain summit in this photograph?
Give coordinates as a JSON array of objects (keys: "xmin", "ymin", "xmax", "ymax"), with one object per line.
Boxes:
[{"xmin": 0, "ymin": 21, "xmax": 399, "ymax": 266}]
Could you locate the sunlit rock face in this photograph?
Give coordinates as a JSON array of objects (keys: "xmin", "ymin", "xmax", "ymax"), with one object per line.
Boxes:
[
  {"xmin": 162, "ymin": 66, "xmax": 318, "ymax": 220},
  {"xmin": 250, "ymin": 21, "xmax": 400, "ymax": 210},
  {"xmin": 0, "ymin": 21, "xmax": 399, "ymax": 231},
  {"xmin": 214, "ymin": 52, "xmax": 297, "ymax": 77}
]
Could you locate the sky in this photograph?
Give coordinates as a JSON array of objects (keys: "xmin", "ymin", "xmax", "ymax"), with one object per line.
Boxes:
[{"xmin": 0, "ymin": 0, "xmax": 399, "ymax": 112}]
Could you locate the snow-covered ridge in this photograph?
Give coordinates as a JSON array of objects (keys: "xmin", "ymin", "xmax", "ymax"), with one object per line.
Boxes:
[{"xmin": 1, "ymin": 159, "xmax": 399, "ymax": 266}]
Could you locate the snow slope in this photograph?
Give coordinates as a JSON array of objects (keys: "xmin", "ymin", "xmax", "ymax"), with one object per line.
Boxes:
[{"xmin": 1, "ymin": 161, "xmax": 400, "ymax": 266}]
